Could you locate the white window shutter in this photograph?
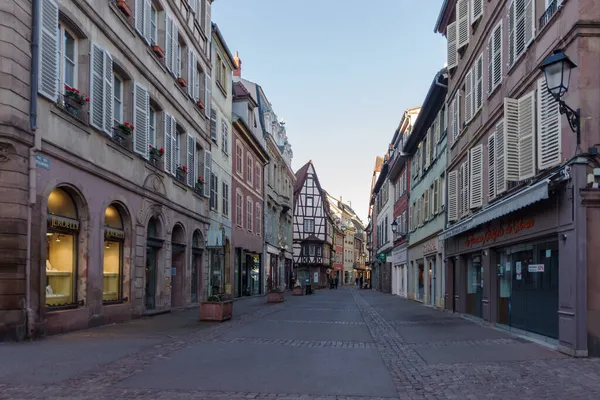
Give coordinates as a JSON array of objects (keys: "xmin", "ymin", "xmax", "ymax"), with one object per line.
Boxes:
[
  {"xmin": 38, "ymin": 0, "xmax": 59, "ymax": 101},
  {"xmin": 447, "ymin": 170, "xmax": 459, "ymax": 222},
  {"xmin": 135, "ymin": 0, "xmax": 145, "ymax": 37},
  {"xmin": 493, "ymin": 22, "xmax": 502, "ymax": 87},
  {"xmin": 488, "ymin": 133, "xmax": 496, "ymax": 200},
  {"xmin": 170, "ymin": 116, "xmax": 177, "ymax": 174},
  {"xmin": 103, "ymin": 51, "xmax": 114, "ymax": 135},
  {"xmin": 495, "ymin": 119, "xmax": 507, "ymax": 194},
  {"xmin": 164, "ymin": 113, "xmax": 173, "ymax": 174},
  {"xmin": 465, "ymin": 70, "xmax": 473, "ymax": 122},
  {"xmin": 508, "ymin": 1, "xmax": 515, "ymax": 67},
  {"xmin": 172, "ymin": 24, "xmax": 179, "ymax": 77},
  {"xmin": 204, "ymin": 150, "xmax": 212, "ymax": 197},
  {"xmin": 447, "ymin": 21, "xmax": 458, "ymax": 70},
  {"xmin": 165, "ymin": 15, "xmax": 172, "ymax": 73},
  {"xmin": 518, "ymin": 91, "xmax": 536, "ymax": 180},
  {"xmin": 426, "ymin": 128, "xmax": 432, "ymax": 167},
  {"xmin": 90, "ymin": 43, "xmax": 105, "ymax": 131},
  {"xmin": 525, "ymin": 0, "xmax": 535, "ymax": 47},
  {"xmin": 469, "ymin": 144, "xmax": 483, "ymax": 208},
  {"xmin": 457, "ymin": 0, "xmax": 470, "ymax": 50},
  {"xmin": 133, "ymin": 82, "xmax": 150, "ymax": 159},
  {"xmin": 194, "ymin": 60, "xmax": 200, "ymax": 101},
  {"xmin": 449, "ymin": 99, "xmax": 455, "ymax": 142},
  {"xmin": 471, "ymin": 0, "xmax": 483, "ymax": 23},
  {"xmin": 205, "ymin": 73, "xmax": 212, "ymax": 118},
  {"xmin": 457, "ymin": 91, "xmax": 462, "ymax": 137},
  {"xmin": 475, "ymin": 54, "xmax": 483, "ymax": 111},
  {"xmin": 204, "ymin": 0, "xmax": 211, "ymax": 38},
  {"xmin": 187, "ymin": 49, "xmax": 194, "ymax": 98},
  {"xmin": 504, "ymin": 97, "xmax": 520, "ymax": 181},
  {"xmin": 487, "ymin": 37, "xmax": 493, "ymax": 95},
  {"xmin": 187, "ymin": 134, "xmax": 196, "ymax": 187},
  {"xmin": 144, "ymin": 0, "xmax": 152, "ymax": 43},
  {"xmin": 537, "ymin": 78, "xmax": 562, "ymax": 170}
]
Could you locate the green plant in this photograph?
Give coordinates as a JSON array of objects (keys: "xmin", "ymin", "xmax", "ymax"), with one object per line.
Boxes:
[
  {"xmin": 207, "ymin": 294, "xmax": 222, "ymax": 302},
  {"xmin": 117, "ymin": 122, "xmax": 134, "ymax": 134}
]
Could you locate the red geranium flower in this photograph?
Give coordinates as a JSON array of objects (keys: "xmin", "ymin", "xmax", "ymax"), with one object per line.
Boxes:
[
  {"xmin": 160, "ymin": 148, "xmax": 164, "ymax": 154},
  {"xmin": 85, "ymin": 97, "xmax": 89, "ymax": 102}
]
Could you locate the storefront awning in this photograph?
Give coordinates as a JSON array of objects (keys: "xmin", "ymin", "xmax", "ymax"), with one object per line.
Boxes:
[{"xmin": 440, "ymin": 178, "xmax": 550, "ymax": 240}]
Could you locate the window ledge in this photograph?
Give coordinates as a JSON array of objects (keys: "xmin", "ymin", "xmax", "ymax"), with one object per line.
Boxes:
[
  {"xmin": 217, "ymin": 81, "xmax": 227, "ymax": 97},
  {"xmin": 172, "ymin": 178, "xmax": 189, "ymax": 192},
  {"xmin": 109, "ymin": 2, "xmax": 136, "ymax": 37},
  {"xmin": 146, "ymin": 46, "xmax": 167, "ymax": 74},
  {"xmin": 488, "ymin": 83, "xmax": 502, "ymax": 99},
  {"xmin": 507, "ymin": 49, "xmax": 528, "ymax": 76},
  {"xmin": 144, "ymin": 161, "xmax": 166, "ymax": 176},
  {"xmin": 50, "ymin": 106, "xmax": 90, "ymax": 134},
  {"xmin": 107, "ymin": 140, "xmax": 134, "ymax": 160},
  {"xmin": 173, "ymin": 80, "xmax": 189, "ymax": 100},
  {"xmin": 192, "ymin": 191, "xmax": 206, "ymax": 201}
]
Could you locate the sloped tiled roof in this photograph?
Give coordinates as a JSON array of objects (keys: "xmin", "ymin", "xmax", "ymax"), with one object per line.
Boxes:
[
  {"xmin": 233, "ymin": 81, "xmax": 251, "ymax": 98},
  {"xmin": 294, "ymin": 160, "xmax": 311, "ymax": 195}
]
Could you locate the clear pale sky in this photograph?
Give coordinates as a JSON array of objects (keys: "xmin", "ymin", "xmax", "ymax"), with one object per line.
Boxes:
[{"xmin": 212, "ymin": 0, "xmax": 446, "ymax": 223}]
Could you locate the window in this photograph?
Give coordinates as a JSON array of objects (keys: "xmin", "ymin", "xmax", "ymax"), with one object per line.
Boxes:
[
  {"xmin": 247, "ymin": 197, "xmax": 253, "ymax": 232},
  {"xmin": 165, "ymin": 15, "xmax": 179, "ymax": 76},
  {"xmin": 488, "ymin": 22, "xmax": 502, "ymax": 95},
  {"xmin": 222, "ymin": 181, "xmax": 229, "ymax": 217},
  {"xmin": 306, "ymin": 197, "xmax": 313, "ymax": 207},
  {"xmin": 236, "ymin": 144, "xmax": 243, "ymax": 175},
  {"xmin": 221, "ymin": 120, "xmax": 229, "ymax": 154},
  {"xmin": 246, "ymin": 154, "xmax": 253, "ymax": 184},
  {"xmin": 236, "ymin": 191, "xmax": 243, "ymax": 227},
  {"xmin": 216, "ymin": 54, "xmax": 227, "ymax": 92},
  {"xmin": 456, "ymin": 0, "xmax": 469, "ymax": 49},
  {"xmin": 134, "ymin": 83, "xmax": 151, "ymax": 159},
  {"xmin": 89, "ymin": 43, "xmax": 114, "ymax": 135},
  {"xmin": 508, "ymin": 0, "xmax": 535, "ymax": 67},
  {"xmin": 210, "ymin": 173, "xmax": 218, "ymax": 211},
  {"xmin": 174, "ymin": 129, "xmax": 182, "ymax": 167},
  {"xmin": 255, "ymin": 203, "xmax": 261, "ymax": 236},
  {"xmin": 469, "ymin": 144, "xmax": 483, "ymax": 208},
  {"xmin": 113, "ymin": 74, "xmax": 123, "ymax": 125},
  {"xmin": 210, "ymin": 108, "xmax": 217, "ymax": 142},
  {"xmin": 103, "ymin": 204, "xmax": 125, "ymax": 302},
  {"xmin": 304, "ymin": 219, "xmax": 314, "ymax": 233},
  {"xmin": 150, "ymin": 4, "xmax": 158, "ymax": 45},
  {"xmin": 58, "ymin": 25, "xmax": 77, "ymax": 92},
  {"xmin": 309, "ymin": 246, "xmax": 315, "ymax": 256},
  {"xmin": 149, "ymin": 107, "xmax": 157, "ymax": 147},
  {"xmin": 255, "ymin": 163, "xmax": 261, "ymax": 191}
]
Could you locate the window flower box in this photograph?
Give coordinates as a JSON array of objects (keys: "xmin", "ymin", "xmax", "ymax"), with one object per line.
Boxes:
[
  {"xmin": 176, "ymin": 165, "xmax": 188, "ymax": 183},
  {"xmin": 194, "ymin": 176, "xmax": 205, "ymax": 195},
  {"xmin": 196, "ymin": 100, "xmax": 205, "ymax": 110},
  {"xmin": 152, "ymin": 45, "xmax": 165, "ymax": 59},
  {"xmin": 116, "ymin": 0, "xmax": 132, "ymax": 18},
  {"xmin": 177, "ymin": 77, "xmax": 187, "ymax": 88},
  {"xmin": 149, "ymin": 145, "xmax": 164, "ymax": 165},
  {"xmin": 113, "ymin": 122, "xmax": 134, "ymax": 140}
]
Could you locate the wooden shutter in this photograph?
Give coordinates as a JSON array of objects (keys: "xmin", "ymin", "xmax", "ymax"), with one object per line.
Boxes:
[
  {"xmin": 449, "ymin": 98, "xmax": 456, "ymax": 142},
  {"xmin": 205, "ymin": 73, "xmax": 212, "ymax": 118},
  {"xmin": 447, "ymin": 170, "xmax": 459, "ymax": 222},
  {"xmin": 164, "ymin": 113, "xmax": 173, "ymax": 174},
  {"xmin": 488, "ymin": 133, "xmax": 496, "ymax": 200},
  {"xmin": 38, "ymin": 0, "xmax": 59, "ymax": 101},
  {"xmin": 470, "ymin": 144, "xmax": 483, "ymax": 208},
  {"xmin": 525, "ymin": 0, "xmax": 535, "ymax": 47},
  {"xmin": 135, "ymin": 0, "xmax": 145, "ymax": 37},
  {"xmin": 492, "ymin": 22, "xmax": 502, "ymax": 88},
  {"xmin": 204, "ymin": 150, "xmax": 212, "ymax": 197},
  {"xmin": 103, "ymin": 51, "xmax": 114, "ymax": 135},
  {"xmin": 433, "ymin": 178, "xmax": 439, "ymax": 214},
  {"xmin": 165, "ymin": 15, "xmax": 172, "ymax": 73},
  {"xmin": 424, "ymin": 188, "xmax": 429, "ymax": 221},
  {"xmin": 457, "ymin": 0, "xmax": 470, "ymax": 49},
  {"xmin": 537, "ymin": 78, "xmax": 562, "ymax": 170},
  {"xmin": 210, "ymin": 108, "xmax": 217, "ymax": 140},
  {"xmin": 90, "ymin": 43, "xmax": 105, "ymax": 131},
  {"xmin": 456, "ymin": 91, "xmax": 461, "ymax": 137},
  {"xmin": 425, "ymin": 128, "xmax": 432, "ymax": 167},
  {"xmin": 187, "ymin": 49, "xmax": 195, "ymax": 98},
  {"xmin": 508, "ymin": 1, "xmax": 515, "ymax": 67},
  {"xmin": 518, "ymin": 91, "xmax": 536, "ymax": 180},
  {"xmin": 171, "ymin": 117, "xmax": 177, "ymax": 174},
  {"xmin": 187, "ymin": 134, "xmax": 195, "ymax": 187},
  {"xmin": 133, "ymin": 82, "xmax": 150, "ymax": 158},
  {"xmin": 465, "ymin": 70, "xmax": 473, "ymax": 122},
  {"xmin": 495, "ymin": 119, "xmax": 507, "ymax": 194},
  {"xmin": 172, "ymin": 24, "xmax": 179, "ymax": 77},
  {"xmin": 205, "ymin": 0, "xmax": 211, "ymax": 38},
  {"xmin": 447, "ymin": 21, "xmax": 458, "ymax": 70},
  {"xmin": 144, "ymin": 0, "xmax": 151, "ymax": 43},
  {"xmin": 504, "ymin": 98, "xmax": 520, "ymax": 181},
  {"xmin": 472, "ymin": 0, "xmax": 483, "ymax": 23},
  {"xmin": 487, "ymin": 36, "xmax": 493, "ymax": 95},
  {"xmin": 463, "ymin": 160, "xmax": 470, "ymax": 215},
  {"xmin": 475, "ymin": 54, "xmax": 483, "ymax": 111}
]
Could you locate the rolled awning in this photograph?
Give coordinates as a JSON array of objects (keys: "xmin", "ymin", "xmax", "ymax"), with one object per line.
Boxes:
[{"xmin": 440, "ymin": 178, "xmax": 550, "ymax": 240}]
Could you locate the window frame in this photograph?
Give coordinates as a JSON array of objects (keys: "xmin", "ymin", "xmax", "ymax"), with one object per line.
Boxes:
[
  {"xmin": 236, "ymin": 144, "xmax": 243, "ymax": 175},
  {"xmin": 113, "ymin": 73, "xmax": 124, "ymax": 125},
  {"xmin": 304, "ymin": 218, "xmax": 315, "ymax": 233},
  {"xmin": 58, "ymin": 24, "xmax": 78, "ymax": 93},
  {"xmin": 246, "ymin": 197, "xmax": 253, "ymax": 232},
  {"xmin": 149, "ymin": 106, "xmax": 157, "ymax": 147}
]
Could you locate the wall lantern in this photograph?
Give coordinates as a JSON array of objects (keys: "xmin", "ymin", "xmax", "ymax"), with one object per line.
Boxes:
[{"xmin": 390, "ymin": 219, "xmax": 398, "ymax": 233}]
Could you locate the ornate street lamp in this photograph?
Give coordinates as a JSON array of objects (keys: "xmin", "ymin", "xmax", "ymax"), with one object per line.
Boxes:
[
  {"xmin": 390, "ymin": 219, "xmax": 398, "ymax": 234},
  {"xmin": 539, "ymin": 49, "xmax": 581, "ymax": 146}
]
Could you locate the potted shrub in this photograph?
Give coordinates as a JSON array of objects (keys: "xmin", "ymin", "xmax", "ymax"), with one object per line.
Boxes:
[
  {"xmin": 196, "ymin": 99, "xmax": 205, "ymax": 110},
  {"xmin": 152, "ymin": 44, "xmax": 165, "ymax": 58},
  {"xmin": 266, "ymin": 277, "xmax": 285, "ymax": 303},
  {"xmin": 63, "ymin": 85, "xmax": 89, "ymax": 117},
  {"xmin": 177, "ymin": 77, "xmax": 187, "ymax": 88},
  {"xmin": 194, "ymin": 176, "xmax": 205, "ymax": 195},
  {"xmin": 176, "ymin": 165, "xmax": 188, "ymax": 183},
  {"xmin": 116, "ymin": 0, "xmax": 132, "ymax": 17},
  {"xmin": 114, "ymin": 122, "xmax": 134, "ymax": 142},
  {"xmin": 200, "ymin": 293, "xmax": 233, "ymax": 322},
  {"xmin": 149, "ymin": 145, "xmax": 164, "ymax": 165},
  {"xmin": 292, "ymin": 279, "xmax": 303, "ymax": 296}
]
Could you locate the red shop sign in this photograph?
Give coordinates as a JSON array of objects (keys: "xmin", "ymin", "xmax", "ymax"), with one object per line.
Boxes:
[{"xmin": 464, "ymin": 218, "xmax": 535, "ymax": 248}]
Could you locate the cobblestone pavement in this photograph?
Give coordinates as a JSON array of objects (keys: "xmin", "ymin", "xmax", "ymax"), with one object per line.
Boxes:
[{"xmin": 2, "ymin": 289, "xmax": 600, "ymax": 399}]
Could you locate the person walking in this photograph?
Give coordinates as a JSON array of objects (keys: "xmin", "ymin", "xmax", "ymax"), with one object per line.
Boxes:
[
  {"xmin": 359, "ymin": 276, "xmax": 364, "ymax": 289},
  {"xmin": 334, "ymin": 276, "xmax": 339, "ymax": 289}
]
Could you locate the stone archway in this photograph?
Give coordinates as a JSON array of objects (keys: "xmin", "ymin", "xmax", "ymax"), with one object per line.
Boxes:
[{"xmin": 171, "ymin": 223, "xmax": 186, "ymax": 308}]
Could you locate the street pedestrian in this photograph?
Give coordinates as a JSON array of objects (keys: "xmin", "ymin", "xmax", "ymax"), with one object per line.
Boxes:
[
  {"xmin": 359, "ymin": 276, "xmax": 363, "ymax": 289},
  {"xmin": 334, "ymin": 276, "xmax": 339, "ymax": 289}
]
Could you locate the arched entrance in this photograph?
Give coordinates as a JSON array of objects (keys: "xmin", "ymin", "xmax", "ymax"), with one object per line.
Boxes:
[
  {"xmin": 171, "ymin": 224, "xmax": 186, "ymax": 307},
  {"xmin": 103, "ymin": 204, "xmax": 125, "ymax": 303},
  {"xmin": 191, "ymin": 230, "xmax": 204, "ymax": 303},
  {"xmin": 146, "ymin": 217, "xmax": 163, "ymax": 310},
  {"xmin": 46, "ymin": 187, "xmax": 81, "ymax": 309}
]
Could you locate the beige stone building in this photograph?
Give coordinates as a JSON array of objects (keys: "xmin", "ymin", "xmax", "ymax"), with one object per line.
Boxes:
[{"xmin": 0, "ymin": 0, "xmax": 214, "ymax": 339}]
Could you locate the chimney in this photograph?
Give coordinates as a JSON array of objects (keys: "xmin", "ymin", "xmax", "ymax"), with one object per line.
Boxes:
[{"xmin": 233, "ymin": 51, "xmax": 242, "ymax": 77}]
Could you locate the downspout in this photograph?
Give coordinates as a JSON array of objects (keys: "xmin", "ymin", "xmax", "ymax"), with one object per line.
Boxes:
[{"xmin": 27, "ymin": 0, "xmax": 42, "ymax": 338}]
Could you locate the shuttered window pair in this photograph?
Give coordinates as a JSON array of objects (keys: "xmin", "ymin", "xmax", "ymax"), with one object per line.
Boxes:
[
  {"xmin": 449, "ymin": 91, "xmax": 461, "ymax": 142},
  {"xmin": 487, "ymin": 22, "xmax": 503, "ymax": 95},
  {"xmin": 134, "ymin": 0, "xmax": 153, "ymax": 44},
  {"xmin": 236, "ymin": 191, "xmax": 243, "ymax": 227},
  {"xmin": 508, "ymin": 0, "xmax": 535, "ymax": 67},
  {"xmin": 464, "ymin": 54, "xmax": 483, "ymax": 124},
  {"xmin": 165, "ymin": 15, "xmax": 180, "ymax": 77},
  {"xmin": 446, "ymin": 0, "xmax": 482, "ymax": 70}
]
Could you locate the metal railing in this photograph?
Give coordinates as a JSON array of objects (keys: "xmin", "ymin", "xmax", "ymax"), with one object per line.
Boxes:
[{"xmin": 540, "ymin": 0, "xmax": 563, "ymax": 29}]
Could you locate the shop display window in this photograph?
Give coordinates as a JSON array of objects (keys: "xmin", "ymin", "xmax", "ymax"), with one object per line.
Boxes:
[
  {"xmin": 46, "ymin": 188, "xmax": 79, "ymax": 308},
  {"xmin": 103, "ymin": 205, "xmax": 124, "ymax": 302}
]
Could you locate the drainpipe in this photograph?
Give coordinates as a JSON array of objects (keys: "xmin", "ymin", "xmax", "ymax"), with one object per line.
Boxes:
[{"xmin": 26, "ymin": 0, "xmax": 41, "ymax": 338}]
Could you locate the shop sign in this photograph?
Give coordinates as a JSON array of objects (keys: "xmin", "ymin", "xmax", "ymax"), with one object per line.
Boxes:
[
  {"xmin": 377, "ymin": 252, "xmax": 387, "ymax": 262},
  {"xmin": 48, "ymin": 215, "xmax": 79, "ymax": 231},
  {"xmin": 105, "ymin": 228, "xmax": 125, "ymax": 239},
  {"xmin": 528, "ymin": 264, "xmax": 545, "ymax": 273},
  {"xmin": 464, "ymin": 217, "xmax": 535, "ymax": 248},
  {"xmin": 422, "ymin": 238, "xmax": 438, "ymax": 255},
  {"xmin": 392, "ymin": 247, "xmax": 407, "ymax": 265},
  {"xmin": 206, "ymin": 229, "xmax": 224, "ymax": 248}
]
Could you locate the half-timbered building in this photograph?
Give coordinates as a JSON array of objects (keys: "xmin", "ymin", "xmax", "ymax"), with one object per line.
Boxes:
[{"xmin": 293, "ymin": 161, "xmax": 333, "ymax": 288}]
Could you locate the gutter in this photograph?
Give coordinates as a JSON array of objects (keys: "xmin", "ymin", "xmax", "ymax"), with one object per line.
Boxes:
[
  {"xmin": 434, "ymin": 0, "xmax": 450, "ymax": 34},
  {"xmin": 26, "ymin": 0, "xmax": 42, "ymax": 338}
]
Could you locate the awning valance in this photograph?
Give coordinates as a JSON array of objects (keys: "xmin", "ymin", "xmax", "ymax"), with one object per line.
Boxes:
[{"xmin": 440, "ymin": 178, "xmax": 550, "ymax": 240}]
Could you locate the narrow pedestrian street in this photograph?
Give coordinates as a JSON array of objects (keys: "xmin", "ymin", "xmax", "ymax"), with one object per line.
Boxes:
[{"xmin": 1, "ymin": 289, "xmax": 600, "ymax": 400}]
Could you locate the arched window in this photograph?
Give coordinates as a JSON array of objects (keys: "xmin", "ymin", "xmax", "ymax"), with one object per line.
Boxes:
[
  {"xmin": 46, "ymin": 188, "xmax": 80, "ymax": 309},
  {"xmin": 103, "ymin": 204, "xmax": 125, "ymax": 303}
]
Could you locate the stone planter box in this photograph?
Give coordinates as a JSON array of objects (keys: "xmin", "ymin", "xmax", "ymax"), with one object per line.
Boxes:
[
  {"xmin": 292, "ymin": 287, "xmax": 303, "ymax": 296},
  {"xmin": 150, "ymin": 153, "xmax": 162, "ymax": 166},
  {"xmin": 194, "ymin": 183, "xmax": 204, "ymax": 195},
  {"xmin": 200, "ymin": 300, "xmax": 233, "ymax": 322},
  {"xmin": 176, "ymin": 170, "xmax": 187, "ymax": 183},
  {"xmin": 152, "ymin": 45, "xmax": 165, "ymax": 58},
  {"xmin": 116, "ymin": 0, "xmax": 132, "ymax": 17},
  {"xmin": 267, "ymin": 291, "xmax": 285, "ymax": 303}
]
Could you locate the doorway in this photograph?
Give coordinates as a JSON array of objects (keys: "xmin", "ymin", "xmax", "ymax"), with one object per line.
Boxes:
[
  {"xmin": 171, "ymin": 225, "xmax": 186, "ymax": 308},
  {"xmin": 466, "ymin": 254, "xmax": 483, "ymax": 318},
  {"xmin": 416, "ymin": 262, "xmax": 424, "ymax": 301},
  {"xmin": 191, "ymin": 230, "xmax": 203, "ymax": 303},
  {"xmin": 145, "ymin": 217, "xmax": 162, "ymax": 310}
]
